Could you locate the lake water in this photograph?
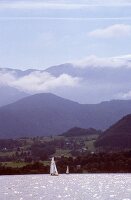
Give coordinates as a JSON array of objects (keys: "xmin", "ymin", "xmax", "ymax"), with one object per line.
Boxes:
[{"xmin": 0, "ymin": 174, "xmax": 131, "ymax": 200}]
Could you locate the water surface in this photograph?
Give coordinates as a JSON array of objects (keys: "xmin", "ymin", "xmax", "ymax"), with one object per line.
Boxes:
[{"xmin": 0, "ymin": 174, "xmax": 131, "ymax": 200}]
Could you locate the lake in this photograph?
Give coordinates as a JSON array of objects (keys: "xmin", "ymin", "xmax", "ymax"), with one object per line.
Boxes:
[{"xmin": 0, "ymin": 174, "xmax": 131, "ymax": 200}]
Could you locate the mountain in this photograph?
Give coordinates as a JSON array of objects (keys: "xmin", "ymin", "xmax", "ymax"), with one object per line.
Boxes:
[
  {"xmin": 61, "ymin": 127, "xmax": 102, "ymax": 137},
  {"xmin": 0, "ymin": 93, "xmax": 84, "ymax": 138},
  {"xmin": 95, "ymin": 114, "xmax": 131, "ymax": 149},
  {"xmin": 0, "ymin": 93, "xmax": 131, "ymax": 138},
  {"xmin": 0, "ymin": 67, "xmax": 36, "ymax": 77},
  {"xmin": 0, "ymin": 86, "xmax": 29, "ymax": 107}
]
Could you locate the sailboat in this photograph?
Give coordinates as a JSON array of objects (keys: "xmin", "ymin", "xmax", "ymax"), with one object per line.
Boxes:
[
  {"xmin": 50, "ymin": 157, "xmax": 59, "ymax": 176},
  {"xmin": 66, "ymin": 166, "xmax": 69, "ymax": 174}
]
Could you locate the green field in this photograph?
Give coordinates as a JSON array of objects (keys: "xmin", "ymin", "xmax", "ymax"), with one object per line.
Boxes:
[
  {"xmin": 1, "ymin": 162, "xmax": 28, "ymax": 168},
  {"xmin": 53, "ymin": 148, "xmax": 71, "ymax": 157}
]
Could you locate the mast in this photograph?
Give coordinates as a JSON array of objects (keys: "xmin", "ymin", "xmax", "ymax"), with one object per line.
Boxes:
[{"xmin": 66, "ymin": 166, "xmax": 69, "ymax": 174}]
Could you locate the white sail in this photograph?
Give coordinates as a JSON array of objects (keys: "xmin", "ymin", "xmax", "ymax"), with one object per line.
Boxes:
[
  {"xmin": 50, "ymin": 157, "xmax": 58, "ymax": 176},
  {"xmin": 66, "ymin": 166, "xmax": 69, "ymax": 174}
]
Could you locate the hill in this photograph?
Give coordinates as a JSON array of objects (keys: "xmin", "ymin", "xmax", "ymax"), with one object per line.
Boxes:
[
  {"xmin": 0, "ymin": 93, "xmax": 131, "ymax": 138},
  {"xmin": 95, "ymin": 114, "xmax": 131, "ymax": 149},
  {"xmin": 61, "ymin": 127, "xmax": 102, "ymax": 137}
]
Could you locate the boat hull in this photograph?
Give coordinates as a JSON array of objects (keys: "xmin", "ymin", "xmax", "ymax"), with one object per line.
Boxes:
[{"xmin": 50, "ymin": 173, "xmax": 59, "ymax": 176}]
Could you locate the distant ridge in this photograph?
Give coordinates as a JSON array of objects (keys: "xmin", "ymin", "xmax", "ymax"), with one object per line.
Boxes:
[
  {"xmin": 0, "ymin": 86, "xmax": 29, "ymax": 107},
  {"xmin": 0, "ymin": 93, "xmax": 131, "ymax": 138},
  {"xmin": 95, "ymin": 114, "xmax": 131, "ymax": 149}
]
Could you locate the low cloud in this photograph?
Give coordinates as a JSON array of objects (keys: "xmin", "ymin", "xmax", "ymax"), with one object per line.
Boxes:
[
  {"xmin": 117, "ymin": 90, "xmax": 131, "ymax": 99},
  {"xmin": 89, "ymin": 24, "xmax": 131, "ymax": 38},
  {"xmin": 73, "ymin": 55, "xmax": 131, "ymax": 68},
  {"xmin": 0, "ymin": 71, "xmax": 80, "ymax": 93}
]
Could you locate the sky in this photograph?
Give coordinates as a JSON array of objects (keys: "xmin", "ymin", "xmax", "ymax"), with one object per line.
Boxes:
[
  {"xmin": 0, "ymin": 0, "xmax": 131, "ymax": 103},
  {"xmin": 0, "ymin": 0, "xmax": 131, "ymax": 69}
]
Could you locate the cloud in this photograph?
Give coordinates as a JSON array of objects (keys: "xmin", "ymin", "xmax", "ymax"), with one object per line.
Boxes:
[
  {"xmin": 117, "ymin": 90, "xmax": 131, "ymax": 99},
  {"xmin": 1, "ymin": 17, "xmax": 131, "ymax": 21},
  {"xmin": 89, "ymin": 24, "xmax": 131, "ymax": 38},
  {"xmin": 0, "ymin": 0, "xmax": 131, "ymax": 10},
  {"xmin": 0, "ymin": 1, "xmax": 87, "ymax": 10},
  {"xmin": 73, "ymin": 55, "xmax": 131, "ymax": 68},
  {"xmin": 0, "ymin": 71, "xmax": 80, "ymax": 93},
  {"xmin": 1, "ymin": 1, "xmax": 131, "ymax": 20}
]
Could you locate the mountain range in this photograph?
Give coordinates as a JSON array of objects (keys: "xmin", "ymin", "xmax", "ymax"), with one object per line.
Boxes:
[
  {"xmin": 1, "ymin": 61, "xmax": 131, "ymax": 105},
  {"xmin": 0, "ymin": 93, "xmax": 131, "ymax": 138}
]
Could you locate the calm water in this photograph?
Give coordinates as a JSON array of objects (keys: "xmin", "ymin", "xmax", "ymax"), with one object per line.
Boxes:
[{"xmin": 0, "ymin": 174, "xmax": 131, "ymax": 200}]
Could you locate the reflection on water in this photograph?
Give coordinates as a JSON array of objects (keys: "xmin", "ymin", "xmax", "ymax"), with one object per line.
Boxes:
[{"xmin": 0, "ymin": 174, "xmax": 131, "ymax": 200}]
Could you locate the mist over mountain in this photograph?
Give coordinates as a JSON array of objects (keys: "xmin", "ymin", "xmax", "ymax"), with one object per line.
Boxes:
[
  {"xmin": 1, "ymin": 54, "xmax": 131, "ymax": 104},
  {"xmin": 0, "ymin": 55, "xmax": 131, "ymax": 104},
  {"xmin": 0, "ymin": 93, "xmax": 131, "ymax": 138}
]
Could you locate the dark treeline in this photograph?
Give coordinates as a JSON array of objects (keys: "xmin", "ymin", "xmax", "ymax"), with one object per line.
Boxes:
[
  {"xmin": 57, "ymin": 151, "xmax": 131, "ymax": 173},
  {"xmin": 31, "ymin": 143, "xmax": 56, "ymax": 160},
  {"xmin": 0, "ymin": 151, "xmax": 131, "ymax": 175},
  {"xmin": 0, "ymin": 139, "xmax": 22, "ymax": 150},
  {"xmin": 0, "ymin": 162, "xmax": 49, "ymax": 175}
]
